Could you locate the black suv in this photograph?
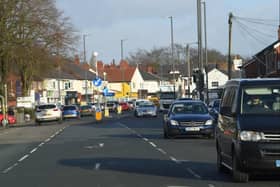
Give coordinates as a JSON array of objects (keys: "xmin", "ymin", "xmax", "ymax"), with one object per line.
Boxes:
[{"xmin": 216, "ymin": 78, "xmax": 280, "ymax": 182}]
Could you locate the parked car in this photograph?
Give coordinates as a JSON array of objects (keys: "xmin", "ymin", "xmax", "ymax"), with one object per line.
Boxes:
[
  {"xmin": 134, "ymin": 101, "xmax": 157, "ymax": 117},
  {"xmin": 0, "ymin": 110, "xmax": 16, "ymax": 125},
  {"xmin": 106, "ymin": 101, "xmax": 118, "ymax": 112},
  {"xmin": 208, "ymin": 99, "xmax": 221, "ymax": 124},
  {"xmin": 119, "ymin": 102, "xmax": 130, "ymax": 111},
  {"xmin": 216, "ymin": 78, "xmax": 280, "ymax": 182},
  {"xmin": 80, "ymin": 105, "xmax": 94, "ymax": 117},
  {"xmin": 62, "ymin": 105, "xmax": 80, "ymax": 119},
  {"xmin": 163, "ymin": 100, "xmax": 214, "ymax": 139},
  {"xmin": 35, "ymin": 104, "xmax": 63, "ymax": 125}
]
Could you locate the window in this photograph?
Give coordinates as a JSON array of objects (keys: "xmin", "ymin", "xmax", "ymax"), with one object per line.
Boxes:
[
  {"xmin": 64, "ymin": 82, "xmax": 71, "ymax": 90},
  {"xmin": 220, "ymin": 87, "xmax": 237, "ymax": 116},
  {"xmin": 211, "ymin": 81, "xmax": 219, "ymax": 88},
  {"xmin": 265, "ymin": 51, "xmax": 277, "ymax": 74},
  {"xmin": 52, "ymin": 81, "xmax": 56, "ymax": 89}
]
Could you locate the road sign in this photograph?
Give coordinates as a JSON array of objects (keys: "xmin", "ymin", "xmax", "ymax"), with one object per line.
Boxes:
[
  {"xmin": 93, "ymin": 77, "xmax": 102, "ymax": 87},
  {"xmin": 103, "ymin": 87, "xmax": 109, "ymax": 96}
]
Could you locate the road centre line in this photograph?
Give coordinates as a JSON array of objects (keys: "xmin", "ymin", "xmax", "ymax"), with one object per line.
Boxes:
[
  {"xmin": 18, "ymin": 154, "xmax": 29, "ymax": 162},
  {"xmin": 95, "ymin": 163, "xmax": 101, "ymax": 170},
  {"xmin": 2, "ymin": 163, "xmax": 18, "ymax": 174},
  {"xmin": 208, "ymin": 184, "xmax": 215, "ymax": 187},
  {"xmin": 30, "ymin": 148, "xmax": 38, "ymax": 154},
  {"xmin": 187, "ymin": 168, "xmax": 201, "ymax": 179},
  {"xmin": 149, "ymin": 142, "xmax": 157, "ymax": 148},
  {"xmin": 143, "ymin": 138, "xmax": 149, "ymax": 142},
  {"xmin": 45, "ymin": 138, "xmax": 51, "ymax": 142},
  {"xmin": 157, "ymin": 148, "xmax": 167, "ymax": 155},
  {"xmin": 38, "ymin": 142, "xmax": 45, "ymax": 147}
]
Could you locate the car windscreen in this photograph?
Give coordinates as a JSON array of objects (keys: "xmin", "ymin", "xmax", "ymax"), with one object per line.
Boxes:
[
  {"xmin": 63, "ymin": 106, "xmax": 76, "ymax": 110},
  {"xmin": 171, "ymin": 102, "xmax": 208, "ymax": 114},
  {"xmin": 139, "ymin": 102, "xmax": 154, "ymax": 108},
  {"xmin": 241, "ymin": 86, "xmax": 280, "ymax": 115},
  {"xmin": 81, "ymin": 105, "xmax": 90, "ymax": 110},
  {"xmin": 38, "ymin": 105, "xmax": 56, "ymax": 110}
]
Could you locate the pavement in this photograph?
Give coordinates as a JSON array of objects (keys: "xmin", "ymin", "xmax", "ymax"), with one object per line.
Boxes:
[{"xmin": 0, "ymin": 112, "xmax": 279, "ymax": 187}]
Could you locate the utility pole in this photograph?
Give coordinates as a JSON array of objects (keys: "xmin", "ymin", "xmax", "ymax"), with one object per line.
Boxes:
[
  {"xmin": 169, "ymin": 16, "xmax": 176, "ymax": 99},
  {"xmin": 83, "ymin": 34, "xmax": 88, "ymax": 103},
  {"xmin": 228, "ymin": 12, "xmax": 233, "ymax": 80},
  {"xmin": 197, "ymin": 0, "xmax": 204, "ymax": 101},
  {"xmin": 186, "ymin": 44, "xmax": 191, "ymax": 97},
  {"xmin": 202, "ymin": 1, "xmax": 209, "ymax": 104}
]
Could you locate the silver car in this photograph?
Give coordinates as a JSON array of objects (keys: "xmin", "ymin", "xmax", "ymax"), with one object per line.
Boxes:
[{"xmin": 134, "ymin": 101, "xmax": 157, "ymax": 117}]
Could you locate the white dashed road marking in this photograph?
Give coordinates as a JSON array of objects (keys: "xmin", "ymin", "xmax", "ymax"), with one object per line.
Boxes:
[
  {"xmin": 30, "ymin": 148, "xmax": 38, "ymax": 154},
  {"xmin": 18, "ymin": 154, "xmax": 29, "ymax": 162},
  {"xmin": 208, "ymin": 184, "xmax": 215, "ymax": 187},
  {"xmin": 157, "ymin": 148, "xmax": 167, "ymax": 155},
  {"xmin": 2, "ymin": 126, "xmax": 68, "ymax": 174},
  {"xmin": 149, "ymin": 142, "xmax": 157, "ymax": 148},
  {"xmin": 187, "ymin": 168, "xmax": 201, "ymax": 179},
  {"xmin": 95, "ymin": 163, "xmax": 101, "ymax": 170}
]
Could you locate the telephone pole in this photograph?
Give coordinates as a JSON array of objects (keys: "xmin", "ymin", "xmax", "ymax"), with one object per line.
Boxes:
[
  {"xmin": 228, "ymin": 12, "xmax": 233, "ymax": 80},
  {"xmin": 202, "ymin": 1, "xmax": 209, "ymax": 104}
]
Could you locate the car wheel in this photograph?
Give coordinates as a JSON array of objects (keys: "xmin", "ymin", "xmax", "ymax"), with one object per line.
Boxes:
[
  {"xmin": 232, "ymin": 152, "xmax": 249, "ymax": 182},
  {"xmin": 217, "ymin": 146, "xmax": 228, "ymax": 173}
]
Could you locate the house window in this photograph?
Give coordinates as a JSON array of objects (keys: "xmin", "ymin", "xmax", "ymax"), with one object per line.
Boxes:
[
  {"xmin": 64, "ymin": 82, "xmax": 71, "ymax": 90},
  {"xmin": 211, "ymin": 81, "xmax": 219, "ymax": 88},
  {"xmin": 133, "ymin": 83, "xmax": 135, "ymax": 89},
  {"xmin": 53, "ymin": 81, "xmax": 56, "ymax": 89}
]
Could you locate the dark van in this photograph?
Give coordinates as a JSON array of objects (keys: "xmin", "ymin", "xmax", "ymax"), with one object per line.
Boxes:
[{"xmin": 216, "ymin": 78, "xmax": 280, "ymax": 182}]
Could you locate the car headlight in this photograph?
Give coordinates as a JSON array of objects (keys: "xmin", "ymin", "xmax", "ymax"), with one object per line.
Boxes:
[
  {"xmin": 170, "ymin": 120, "xmax": 179, "ymax": 126},
  {"xmin": 205, "ymin": 120, "xmax": 213, "ymax": 126},
  {"xmin": 239, "ymin": 131, "xmax": 263, "ymax": 142}
]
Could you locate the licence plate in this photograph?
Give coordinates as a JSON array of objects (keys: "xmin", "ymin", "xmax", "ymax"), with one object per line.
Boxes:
[
  {"xmin": 185, "ymin": 127, "xmax": 200, "ymax": 131},
  {"xmin": 275, "ymin": 160, "xmax": 280, "ymax": 167}
]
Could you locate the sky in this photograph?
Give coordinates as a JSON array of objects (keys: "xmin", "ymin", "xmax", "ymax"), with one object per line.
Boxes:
[{"xmin": 56, "ymin": 0, "xmax": 280, "ymax": 63}]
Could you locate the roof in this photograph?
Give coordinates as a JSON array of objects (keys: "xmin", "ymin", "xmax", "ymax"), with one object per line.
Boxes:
[
  {"xmin": 226, "ymin": 78, "xmax": 280, "ymax": 87},
  {"xmin": 44, "ymin": 61, "xmax": 97, "ymax": 80},
  {"xmin": 140, "ymin": 71, "xmax": 161, "ymax": 81},
  {"xmin": 105, "ymin": 67, "xmax": 136, "ymax": 82}
]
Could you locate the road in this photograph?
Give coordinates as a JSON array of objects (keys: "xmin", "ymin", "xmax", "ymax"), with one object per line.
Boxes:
[{"xmin": 0, "ymin": 113, "xmax": 280, "ymax": 187}]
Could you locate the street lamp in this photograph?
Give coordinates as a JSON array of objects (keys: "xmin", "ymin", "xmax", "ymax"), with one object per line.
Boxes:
[
  {"xmin": 168, "ymin": 16, "xmax": 175, "ymax": 99},
  {"xmin": 121, "ymin": 39, "xmax": 127, "ymax": 61},
  {"xmin": 83, "ymin": 34, "xmax": 89, "ymax": 103},
  {"xmin": 186, "ymin": 42, "xmax": 198, "ymax": 97}
]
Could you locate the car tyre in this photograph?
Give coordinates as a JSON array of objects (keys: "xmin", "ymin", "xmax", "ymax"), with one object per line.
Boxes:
[{"xmin": 232, "ymin": 152, "xmax": 249, "ymax": 183}]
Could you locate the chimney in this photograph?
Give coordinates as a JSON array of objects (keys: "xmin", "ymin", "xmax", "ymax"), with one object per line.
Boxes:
[
  {"xmin": 147, "ymin": 66, "xmax": 153, "ymax": 73},
  {"xmin": 74, "ymin": 55, "xmax": 80, "ymax": 64}
]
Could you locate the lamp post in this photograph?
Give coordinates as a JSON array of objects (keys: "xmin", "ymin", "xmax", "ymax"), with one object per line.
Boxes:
[
  {"xmin": 168, "ymin": 16, "xmax": 175, "ymax": 99},
  {"xmin": 83, "ymin": 34, "xmax": 89, "ymax": 103},
  {"xmin": 121, "ymin": 39, "xmax": 127, "ymax": 61},
  {"xmin": 186, "ymin": 42, "xmax": 197, "ymax": 97},
  {"xmin": 93, "ymin": 51, "xmax": 99, "ymax": 103},
  {"xmin": 202, "ymin": 1, "xmax": 209, "ymax": 104}
]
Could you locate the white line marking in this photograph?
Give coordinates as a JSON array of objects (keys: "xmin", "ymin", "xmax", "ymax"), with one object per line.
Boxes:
[
  {"xmin": 55, "ymin": 131, "xmax": 60, "ymax": 135},
  {"xmin": 18, "ymin": 154, "xmax": 29, "ymax": 162},
  {"xmin": 30, "ymin": 148, "xmax": 38, "ymax": 154},
  {"xmin": 208, "ymin": 184, "xmax": 215, "ymax": 187},
  {"xmin": 38, "ymin": 142, "xmax": 45, "ymax": 147},
  {"xmin": 50, "ymin": 134, "xmax": 55, "ymax": 138},
  {"xmin": 187, "ymin": 168, "xmax": 201, "ymax": 179},
  {"xmin": 168, "ymin": 186, "xmax": 192, "ymax": 187},
  {"xmin": 95, "ymin": 163, "xmax": 101, "ymax": 170},
  {"xmin": 2, "ymin": 163, "xmax": 18, "ymax": 174},
  {"xmin": 149, "ymin": 142, "xmax": 157, "ymax": 148},
  {"xmin": 157, "ymin": 148, "xmax": 167, "ymax": 155},
  {"xmin": 170, "ymin": 156, "xmax": 180, "ymax": 164},
  {"xmin": 45, "ymin": 138, "xmax": 51, "ymax": 142},
  {"xmin": 99, "ymin": 143, "xmax": 104, "ymax": 148},
  {"xmin": 143, "ymin": 138, "xmax": 149, "ymax": 141}
]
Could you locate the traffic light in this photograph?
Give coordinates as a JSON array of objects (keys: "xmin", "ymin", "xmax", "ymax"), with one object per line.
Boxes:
[{"xmin": 192, "ymin": 69, "xmax": 204, "ymax": 92}]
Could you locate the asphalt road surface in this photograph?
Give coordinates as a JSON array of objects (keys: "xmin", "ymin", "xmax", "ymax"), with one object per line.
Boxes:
[{"xmin": 0, "ymin": 113, "xmax": 280, "ymax": 187}]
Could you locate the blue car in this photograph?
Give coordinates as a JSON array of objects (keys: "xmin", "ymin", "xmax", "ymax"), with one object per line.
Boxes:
[
  {"xmin": 62, "ymin": 105, "xmax": 80, "ymax": 119},
  {"xmin": 163, "ymin": 100, "xmax": 214, "ymax": 139}
]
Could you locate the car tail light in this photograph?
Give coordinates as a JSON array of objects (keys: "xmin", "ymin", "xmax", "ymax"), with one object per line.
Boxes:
[{"xmin": 53, "ymin": 108, "xmax": 58, "ymax": 111}]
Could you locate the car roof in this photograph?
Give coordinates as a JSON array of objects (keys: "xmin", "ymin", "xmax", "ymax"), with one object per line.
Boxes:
[
  {"xmin": 172, "ymin": 100, "xmax": 205, "ymax": 105},
  {"xmin": 226, "ymin": 78, "xmax": 280, "ymax": 87}
]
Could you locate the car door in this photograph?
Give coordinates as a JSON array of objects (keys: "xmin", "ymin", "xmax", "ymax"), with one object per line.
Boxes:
[{"xmin": 218, "ymin": 86, "xmax": 238, "ymax": 164}]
